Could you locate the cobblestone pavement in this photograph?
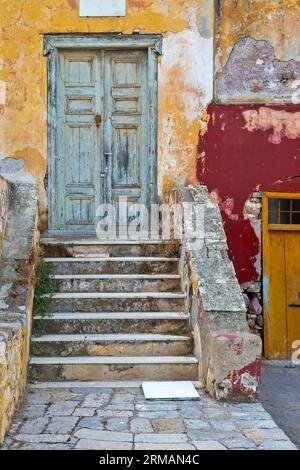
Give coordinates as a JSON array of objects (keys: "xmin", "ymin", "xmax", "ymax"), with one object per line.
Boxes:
[{"xmin": 1, "ymin": 386, "xmax": 297, "ymax": 451}]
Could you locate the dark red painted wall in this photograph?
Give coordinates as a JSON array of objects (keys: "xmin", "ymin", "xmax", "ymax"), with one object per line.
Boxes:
[{"xmin": 197, "ymin": 104, "xmax": 300, "ymax": 285}]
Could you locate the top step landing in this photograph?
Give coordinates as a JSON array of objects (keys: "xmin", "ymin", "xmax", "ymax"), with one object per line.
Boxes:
[{"xmin": 40, "ymin": 236, "xmax": 180, "ymax": 258}]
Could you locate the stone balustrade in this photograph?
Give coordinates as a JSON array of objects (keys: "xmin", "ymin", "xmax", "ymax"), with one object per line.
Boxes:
[{"xmin": 167, "ymin": 185, "xmax": 262, "ymax": 401}]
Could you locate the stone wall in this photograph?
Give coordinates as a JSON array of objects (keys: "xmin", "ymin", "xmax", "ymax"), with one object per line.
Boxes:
[
  {"xmin": 0, "ymin": 179, "xmax": 38, "ymax": 445},
  {"xmin": 168, "ymin": 185, "xmax": 262, "ymax": 402},
  {"xmin": 0, "ymin": 177, "xmax": 9, "ymax": 260}
]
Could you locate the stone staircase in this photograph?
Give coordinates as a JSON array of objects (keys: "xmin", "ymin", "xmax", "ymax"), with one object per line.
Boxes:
[{"xmin": 29, "ymin": 239, "xmax": 198, "ymax": 385}]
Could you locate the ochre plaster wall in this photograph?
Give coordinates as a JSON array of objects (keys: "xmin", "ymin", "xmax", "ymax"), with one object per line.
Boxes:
[{"xmin": 0, "ymin": 0, "xmax": 214, "ymax": 229}]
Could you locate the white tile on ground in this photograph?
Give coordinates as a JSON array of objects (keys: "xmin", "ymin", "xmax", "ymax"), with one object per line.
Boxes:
[{"xmin": 142, "ymin": 381, "xmax": 200, "ymax": 400}]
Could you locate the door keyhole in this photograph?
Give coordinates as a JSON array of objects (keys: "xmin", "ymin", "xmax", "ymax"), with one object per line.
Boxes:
[{"xmin": 95, "ymin": 114, "xmax": 102, "ymax": 128}]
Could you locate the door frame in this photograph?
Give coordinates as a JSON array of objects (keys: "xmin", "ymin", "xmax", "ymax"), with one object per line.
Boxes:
[
  {"xmin": 44, "ymin": 34, "xmax": 162, "ymax": 232},
  {"xmin": 262, "ymin": 191, "xmax": 300, "ymax": 358}
]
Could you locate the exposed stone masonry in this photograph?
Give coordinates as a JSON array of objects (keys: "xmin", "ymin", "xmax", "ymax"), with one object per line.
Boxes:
[{"xmin": 0, "ymin": 178, "xmax": 38, "ymax": 444}]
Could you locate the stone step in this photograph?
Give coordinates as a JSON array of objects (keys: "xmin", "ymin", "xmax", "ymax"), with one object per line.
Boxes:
[
  {"xmin": 33, "ymin": 312, "xmax": 190, "ymax": 334},
  {"xmin": 53, "ymin": 274, "xmax": 181, "ymax": 293},
  {"xmin": 49, "ymin": 292, "xmax": 185, "ymax": 313},
  {"xmin": 29, "ymin": 380, "xmax": 202, "ymax": 389},
  {"xmin": 41, "ymin": 239, "xmax": 180, "ymax": 258},
  {"xmin": 31, "ymin": 333, "xmax": 193, "ymax": 357},
  {"xmin": 44, "ymin": 257, "xmax": 179, "ymax": 275},
  {"xmin": 28, "ymin": 356, "xmax": 199, "ymax": 381}
]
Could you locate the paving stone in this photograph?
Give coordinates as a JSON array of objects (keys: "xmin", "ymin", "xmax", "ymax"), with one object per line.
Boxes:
[
  {"xmin": 47, "ymin": 416, "xmax": 79, "ymax": 434},
  {"xmin": 105, "ymin": 417, "xmax": 129, "ymax": 432},
  {"xmin": 135, "ymin": 444, "xmax": 195, "ymax": 450},
  {"xmin": 228, "ymin": 403, "xmax": 266, "ymax": 413},
  {"xmin": 137, "ymin": 411, "xmax": 179, "ymax": 419},
  {"xmin": 77, "ymin": 417, "xmax": 104, "ymax": 431},
  {"xmin": 51, "ymin": 392, "xmax": 81, "ymax": 402},
  {"xmin": 187, "ymin": 430, "xmax": 243, "ymax": 441},
  {"xmin": 135, "ymin": 433, "xmax": 187, "ymax": 443},
  {"xmin": 244, "ymin": 428, "xmax": 290, "ymax": 442},
  {"xmin": 19, "ymin": 416, "xmax": 49, "ymax": 434},
  {"xmin": 48, "ymin": 401, "xmax": 78, "ymax": 416},
  {"xmin": 192, "ymin": 441, "xmax": 227, "ymax": 450},
  {"xmin": 258, "ymin": 440, "xmax": 298, "ymax": 450},
  {"xmin": 18, "ymin": 443, "xmax": 71, "ymax": 450},
  {"xmin": 111, "ymin": 393, "xmax": 135, "ymax": 403},
  {"xmin": 230, "ymin": 411, "xmax": 272, "ymax": 421},
  {"xmin": 184, "ymin": 419, "xmax": 211, "ymax": 430},
  {"xmin": 75, "ymin": 428, "xmax": 133, "ymax": 442},
  {"xmin": 22, "ymin": 405, "xmax": 47, "ymax": 418},
  {"xmin": 97, "ymin": 409, "xmax": 133, "ymax": 418},
  {"xmin": 14, "ymin": 434, "xmax": 70, "ymax": 443},
  {"xmin": 239, "ymin": 419, "xmax": 278, "ymax": 430},
  {"xmin": 210, "ymin": 420, "xmax": 236, "ymax": 432},
  {"xmin": 135, "ymin": 403, "xmax": 177, "ymax": 411},
  {"xmin": 76, "ymin": 439, "xmax": 133, "ymax": 450},
  {"xmin": 73, "ymin": 407, "xmax": 96, "ymax": 417},
  {"xmin": 150, "ymin": 419, "xmax": 184, "ymax": 433},
  {"xmin": 82, "ymin": 393, "xmax": 111, "ymax": 408},
  {"xmin": 24, "ymin": 392, "xmax": 51, "ymax": 405},
  {"xmin": 130, "ymin": 418, "xmax": 153, "ymax": 433},
  {"xmin": 205, "ymin": 409, "xmax": 228, "ymax": 419},
  {"xmin": 106, "ymin": 404, "xmax": 135, "ymax": 411},
  {"xmin": 221, "ymin": 438, "xmax": 257, "ymax": 450},
  {"xmin": 179, "ymin": 407, "xmax": 203, "ymax": 419}
]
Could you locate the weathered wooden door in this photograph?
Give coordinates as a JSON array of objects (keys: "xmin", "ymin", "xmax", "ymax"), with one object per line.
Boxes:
[
  {"xmin": 263, "ymin": 194, "xmax": 300, "ymax": 358},
  {"xmin": 52, "ymin": 48, "xmax": 152, "ymax": 233}
]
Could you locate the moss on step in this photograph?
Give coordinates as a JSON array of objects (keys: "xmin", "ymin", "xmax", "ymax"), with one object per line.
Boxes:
[{"xmin": 33, "ymin": 254, "xmax": 58, "ymax": 337}]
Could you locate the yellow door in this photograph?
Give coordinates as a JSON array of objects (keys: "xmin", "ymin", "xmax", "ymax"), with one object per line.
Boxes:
[
  {"xmin": 263, "ymin": 193, "xmax": 300, "ymax": 359},
  {"xmin": 267, "ymin": 231, "xmax": 287, "ymax": 358},
  {"xmin": 285, "ymin": 232, "xmax": 300, "ymax": 353}
]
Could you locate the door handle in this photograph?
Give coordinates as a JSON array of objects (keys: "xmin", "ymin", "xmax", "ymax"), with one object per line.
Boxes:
[
  {"xmin": 95, "ymin": 114, "xmax": 102, "ymax": 128},
  {"xmin": 288, "ymin": 304, "xmax": 300, "ymax": 308}
]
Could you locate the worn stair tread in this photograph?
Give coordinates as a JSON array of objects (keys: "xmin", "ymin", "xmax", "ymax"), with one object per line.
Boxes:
[
  {"xmin": 29, "ymin": 381, "xmax": 143, "ymax": 389},
  {"xmin": 30, "ymin": 356, "xmax": 198, "ymax": 365},
  {"xmin": 33, "ymin": 312, "xmax": 189, "ymax": 320},
  {"xmin": 52, "ymin": 274, "xmax": 181, "ymax": 280},
  {"xmin": 41, "ymin": 238, "xmax": 168, "ymax": 245},
  {"xmin": 45, "ymin": 257, "xmax": 179, "ymax": 262},
  {"xmin": 44, "ymin": 292, "xmax": 185, "ymax": 299},
  {"xmin": 31, "ymin": 333, "xmax": 191, "ymax": 342}
]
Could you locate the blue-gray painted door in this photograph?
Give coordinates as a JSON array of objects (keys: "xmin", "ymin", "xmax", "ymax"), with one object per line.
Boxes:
[{"xmin": 53, "ymin": 49, "xmax": 151, "ymax": 233}]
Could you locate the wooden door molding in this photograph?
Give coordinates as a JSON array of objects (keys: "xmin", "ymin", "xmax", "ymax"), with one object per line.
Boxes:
[
  {"xmin": 263, "ymin": 192, "xmax": 300, "ymax": 358},
  {"xmin": 45, "ymin": 34, "xmax": 161, "ymax": 232}
]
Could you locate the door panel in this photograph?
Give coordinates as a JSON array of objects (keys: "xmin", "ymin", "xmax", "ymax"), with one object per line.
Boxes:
[
  {"xmin": 104, "ymin": 51, "xmax": 148, "ymax": 207},
  {"xmin": 285, "ymin": 232, "xmax": 300, "ymax": 355},
  {"xmin": 56, "ymin": 51, "xmax": 101, "ymax": 233},
  {"xmin": 267, "ymin": 231, "xmax": 288, "ymax": 358}
]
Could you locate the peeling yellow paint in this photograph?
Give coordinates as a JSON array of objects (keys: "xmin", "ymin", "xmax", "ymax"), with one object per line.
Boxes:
[{"xmin": 216, "ymin": 0, "xmax": 300, "ymax": 70}]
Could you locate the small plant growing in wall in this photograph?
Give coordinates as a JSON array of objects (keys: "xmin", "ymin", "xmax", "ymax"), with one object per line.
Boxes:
[{"xmin": 33, "ymin": 253, "xmax": 57, "ymax": 337}]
